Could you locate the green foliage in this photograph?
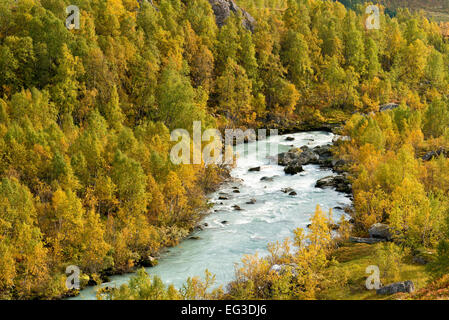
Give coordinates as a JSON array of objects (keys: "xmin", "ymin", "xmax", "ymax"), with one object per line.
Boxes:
[
  {"xmin": 98, "ymin": 268, "xmax": 182, "ymax": 300},
  {"xmin": 374, "ymin": 243, "xmax": 409, "ymax": 284}
]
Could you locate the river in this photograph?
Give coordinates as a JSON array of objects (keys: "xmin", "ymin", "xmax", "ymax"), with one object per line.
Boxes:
[{"xmin": 71, "ymin": 131, "xmax": 351, "ymax": 300}]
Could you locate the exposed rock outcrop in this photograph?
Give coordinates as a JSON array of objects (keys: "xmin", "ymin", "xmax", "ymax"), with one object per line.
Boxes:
[
  {"xmin": 208, "ymin": 0, "xmax": 255, "ymax": 32},
  {"xmin": 379, "ymin": 103, "xmax": 399, "ymax": 112},
  {"xmin": 422, "ymin": 148, "xmax": 448, "ymax": 161}
]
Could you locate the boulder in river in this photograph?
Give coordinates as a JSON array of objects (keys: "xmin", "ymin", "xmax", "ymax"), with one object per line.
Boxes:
[
  {"xmin": 246, "ymin": 198, "xmax": 257, "ymax": 204},
  {"xmin": 233, "ymin": 189, "xmax": 241, "ymax": 193},
  {"xmin": 332, "ymin": 159, "xmax": 348, "ymax": 173},
  {"xmin": 313, "ymin": 145, "xmax": 333, "ymax": 167},
  {"xmin": 315, "ymin": 175, "xmax": 352, "ymax": 194},
  {"xmin": 260, "ymin": 176, "xmax": 277, "ymax": 182},
  {"xmin": 289, "ymin": 191, "xmax": 297, "ymax": 196},
  {"xmin": 281, "ymin": 187, "xmax": 294, "ymax": 194},
  {"xmin": 376, "ymin": 280, "xmax": 415, "ymax": 295},
  {"xmin": 285, "ymin": 136, "xmax": 295, "ymax": 141},
  {"xmin": 195, "ymin": 222, "xmax": 209, "ymax": 231},
  {"xmin": 313, "ymin": 144, "xmax": 332, "ymax": 158},
  {"xmin": 278, "ymin": 146, "xmax": 320, "ymax": 168},
  {"xmin": 249, "ymin": 166, "xmax": 261, "ymax": 172},
  {"xmin": 284, "ymin": 163, "xmax": 304, "ymax": 175},
  {"xmin": 278, "ymin": 148, "xmax": 302, "ymax": 166},
  {"xmin": 232, "ymin": 205, "xmax": 243, "ymax": 211},
  {"xmin": 218, "ymin": 196, "xmax": 229, "ymax": 200},
  {"xmin": 140, "ymin": 255, "xmax": 159, "ymax": 267}
]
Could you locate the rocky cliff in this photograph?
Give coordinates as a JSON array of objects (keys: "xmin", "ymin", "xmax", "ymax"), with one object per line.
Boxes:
[{"xmin": 208, "ymin": 0, "xmax": 255, "ymax": 32}]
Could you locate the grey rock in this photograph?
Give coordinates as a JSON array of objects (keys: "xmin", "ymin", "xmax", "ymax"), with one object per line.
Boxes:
[
  {"xmin": 332, "ymin": 135, "xmax": 351, "ymax": 143},
  {"xmin": 281, "ymin": 187, "xmax": 294, "ymax": 194},
  {"xmin": 278, "ymin": 146, "xmax": 322, "ymax": 174},
  {"xmin": 412, "ymin": 256, "xmax": 428, "ymax": 265},
  {"xmin": 140, "ymin": 255, "xmax": 158, "ymax": 267},
  {"xmin": 195, "ymin": 222, "xmax": 209, "ymax": 231},
  {"xmin": 284, "ymin": 163, "xmax": 304, "ymax": 175},
  {"xmin": 422, "ymin": 148, "xmax": 448, "ymax": 161},
  {"xmin": 314, "ymin": 145, "xmax": 334, "ymax": 167},
  {"xmin": 313, "ymin": 144, "xmax": 332, "ymax": 158},
  {"xmin": 270, "ymin": 264, "xmax": 282, "ymax": 273},
  {"xmin": 379, "ymin": 103, "xmax": 399, "ymax": 112},
  {"xmin": 208, "ymin": 0, "xmax": 255, "ymax": 32},
  {"xmin": 269, "ymin": 264, "xmax": 298, "ymax": 277},
  {"xmin": 349, "ymin": 237, "xmax": 385, "ymax": 244},
  {"xmin": 246, "ymin": 198, "xmax": 257, "ymax": 204},
  {"xmin": 315, "ymin": 175, "xmax": 352, "ymax": 194},
  {"xmin": 369, "ymin": 223, "xmax": 392, "ymax": 241},
  {"xmin": 376, "ymin": 280, "xmax": 415, "ymax": 295}
]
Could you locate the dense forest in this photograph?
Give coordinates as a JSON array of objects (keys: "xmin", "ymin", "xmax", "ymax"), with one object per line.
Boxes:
[{"xmin": 1, "ymin": 0, "xmax": 449, "ymax": 299}]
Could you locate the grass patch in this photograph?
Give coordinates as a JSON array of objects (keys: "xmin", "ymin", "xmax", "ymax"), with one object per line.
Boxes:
[{"xmin": 323, "ymin": 242, "xmax": 429, "ymax": 300}]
